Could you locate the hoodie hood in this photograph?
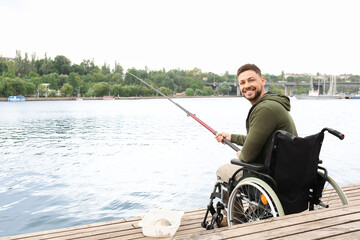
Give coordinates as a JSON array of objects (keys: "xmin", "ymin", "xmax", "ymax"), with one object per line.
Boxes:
[
  {"xmin": 257, "ymin": 93, "xmax": 291, "ymax": 111},
  {"xmin": 245, "ymin": 93, "xmax": 291, "ymax": 130}
]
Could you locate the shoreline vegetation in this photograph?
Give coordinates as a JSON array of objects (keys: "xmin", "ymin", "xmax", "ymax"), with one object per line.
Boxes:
[
  {"xmin": 1, "ymin": 51, "xmax": 360, "ymax": 99},
  {"xmin": 0, "ymin": 95, "xmax": 240, "ymax": 102}
]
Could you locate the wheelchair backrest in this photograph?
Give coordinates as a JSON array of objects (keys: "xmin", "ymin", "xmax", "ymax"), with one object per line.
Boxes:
[{"xmin": 266, "ymin": 130, "xmax": 324, "ymax": 214}]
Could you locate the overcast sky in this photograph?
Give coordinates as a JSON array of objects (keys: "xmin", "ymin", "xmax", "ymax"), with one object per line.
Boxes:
[{"xmin": 0, "ymin": 0, "xmax": 359, "ymax": 75}]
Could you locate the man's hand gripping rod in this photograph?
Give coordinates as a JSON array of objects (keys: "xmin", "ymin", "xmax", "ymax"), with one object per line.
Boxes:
[{"xmin": 127, "ymin": 71, "xmax": 240, "ymax": 152}]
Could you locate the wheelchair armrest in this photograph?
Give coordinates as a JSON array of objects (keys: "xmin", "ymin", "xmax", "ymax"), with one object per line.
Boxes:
[
  {"xmin": 230, "ymin": 158, "xmax": 266, "ymax": 172},
  {"xmin": 274, "ymin": 130, "xmax": 296, "ymax": 141}
]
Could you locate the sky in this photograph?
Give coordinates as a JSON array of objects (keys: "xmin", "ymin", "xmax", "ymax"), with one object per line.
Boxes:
[{"xmin": 0, "ymin": 0, "xmax": 359, "ymax": 75}]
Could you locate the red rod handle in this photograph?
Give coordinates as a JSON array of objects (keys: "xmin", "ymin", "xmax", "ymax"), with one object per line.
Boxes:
[{"xmin": 188, "ymin": 113, "xmax": 216, "ymax": 133}]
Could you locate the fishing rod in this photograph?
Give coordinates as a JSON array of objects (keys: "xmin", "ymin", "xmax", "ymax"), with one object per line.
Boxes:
[{"xmin": 126, "ymin": 71, "xmax": 241, "ymax": 152}]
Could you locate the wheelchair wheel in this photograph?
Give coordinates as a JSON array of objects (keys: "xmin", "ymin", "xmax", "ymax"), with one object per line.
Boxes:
[
  {"xmin": 314, "ymin": 171, "xmax": 348, "ymax": 209},
  {"xmin": 227, "ymin": 177, "xmax": 284, "ymax": 226}
]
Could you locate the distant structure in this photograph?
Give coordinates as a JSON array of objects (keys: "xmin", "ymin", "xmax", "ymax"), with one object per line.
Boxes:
[{"xmin": 0, "ymin": 56, "xmax": 14, "ymax": 61}]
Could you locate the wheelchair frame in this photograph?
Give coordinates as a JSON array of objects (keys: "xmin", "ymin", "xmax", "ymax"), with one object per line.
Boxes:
[{"xmin": 201, "ymin": 128, "xmax": 348, "ymax": 230}]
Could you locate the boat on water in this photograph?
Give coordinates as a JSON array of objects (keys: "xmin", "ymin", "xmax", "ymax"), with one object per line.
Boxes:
[
  {"xmin": 347, "ymin": 89, "xmax": 360, "ymax": 99},
  {"xmin": 296, "ymin": 75, "xmax": 341, "ymax": 100},
  {"xmin": 295, "ymin": 89, "xmax": 341, "ymax": 100},
  {"xmin": 103, "ymin": 95, "xmax": 115, "ymax": 100},
  {"xmin": 346, "ymin": 94, "xmax": 360, "ymax": 99},
  {"xmin": 8, "ymin": 96, "xmax": 25, "ymax": 102},
  {"xmin": 295, "ymin": 94, "xmax": 341, "ymax": 100}
]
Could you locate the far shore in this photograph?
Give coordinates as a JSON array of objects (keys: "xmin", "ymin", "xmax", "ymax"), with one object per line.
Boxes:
[{"xmin": 0, "ymin": 95, "xmax": 241, "ymax": 102}]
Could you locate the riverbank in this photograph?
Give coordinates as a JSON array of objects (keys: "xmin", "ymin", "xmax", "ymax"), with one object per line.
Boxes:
[{"xmin": 0, "ymin": 95, "xmax": 240, "ymax": 102}]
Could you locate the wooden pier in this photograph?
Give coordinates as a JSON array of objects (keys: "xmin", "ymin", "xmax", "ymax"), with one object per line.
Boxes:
[{"xmin": 1, "ymin": 183, "xmax": 359, "ymax": 240}]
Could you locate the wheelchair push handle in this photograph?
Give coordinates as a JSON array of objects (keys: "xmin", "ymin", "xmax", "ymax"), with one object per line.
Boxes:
[{"xmin": 321, "ymin": 128, "xmax": 345, "ymax": 140}]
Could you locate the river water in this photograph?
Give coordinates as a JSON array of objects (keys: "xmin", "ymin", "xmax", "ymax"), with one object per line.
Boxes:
[{"xmin": 0, "ymin": 97, "xmax": 359, "ymax": 237}]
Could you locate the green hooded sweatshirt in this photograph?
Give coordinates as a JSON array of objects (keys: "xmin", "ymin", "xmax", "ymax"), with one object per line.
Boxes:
[{"xmin": 230, "ymin": 93, "xmax": 298, "ymax": 164}]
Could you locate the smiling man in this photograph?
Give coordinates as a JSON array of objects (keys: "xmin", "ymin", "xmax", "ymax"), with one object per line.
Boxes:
[{"xmin": 215, "ymin": 63, "xmax": 298, "ymax": 182}]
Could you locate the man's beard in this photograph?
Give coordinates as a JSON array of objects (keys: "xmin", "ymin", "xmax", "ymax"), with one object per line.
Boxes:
[{"xmin": 243, "ymin": 87, "xmax": 263, "ymax": 102}]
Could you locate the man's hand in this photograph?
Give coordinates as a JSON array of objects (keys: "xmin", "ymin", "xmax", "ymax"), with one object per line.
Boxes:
[
  {"xmin": 237, "ymin": 150, "xmax": 241, "ymax": 159},
  {"xmin": 215, "ymin": 132, "xmax": 231, "ymax": 144}
]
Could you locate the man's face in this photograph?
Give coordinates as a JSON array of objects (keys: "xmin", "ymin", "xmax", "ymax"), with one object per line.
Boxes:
[{"xmin": 238, "ymin": 70, "xmax": 266, "ymax": 105}]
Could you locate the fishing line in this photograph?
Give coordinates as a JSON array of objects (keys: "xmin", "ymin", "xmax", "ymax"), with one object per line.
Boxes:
[{"xmin": 126, "ymin": 71, "xmax": 240, "ymax": 152}]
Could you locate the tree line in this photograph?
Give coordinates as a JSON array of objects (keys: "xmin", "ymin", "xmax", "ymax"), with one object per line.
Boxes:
[{"xmin": 1, "ymin": 51, "xmax": 359, "ymax": 98}]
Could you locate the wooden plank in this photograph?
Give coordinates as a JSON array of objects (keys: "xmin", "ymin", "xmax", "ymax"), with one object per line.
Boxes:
[
  {"xmin": 325, "ymin": 230, "xmax": 360, "ymax": 240},
  {"xmin": 187, "ymin": 212, "xmax": 360, "ymax": 240},
  {"xmin": 0, "ymin": 184, "xmax": 358, "ymax": 240},
  {"xmin": 0, "ymin": 209, "xmax": 208, "ymax": 240},
  {"xmin": 275, "ymin": 222, "xmax": 360, "ymax": 240},
  {"xmin": 0, "ymin": 218, "xmax": 140, "ymax": 240},
  {"xmin": 174, "ymin": 203, "xmax": 360, "ymax": 239}
]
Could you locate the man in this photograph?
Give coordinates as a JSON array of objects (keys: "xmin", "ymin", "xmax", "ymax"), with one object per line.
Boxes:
[{"xmin": 216, "ymin": 63, "xmax": 298, "ymax": 182}]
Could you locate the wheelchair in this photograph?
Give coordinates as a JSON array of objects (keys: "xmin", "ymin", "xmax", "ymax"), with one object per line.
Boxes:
[{"xmin": 201, "ymin": 128, "xmax": 348, "ymax": 229}]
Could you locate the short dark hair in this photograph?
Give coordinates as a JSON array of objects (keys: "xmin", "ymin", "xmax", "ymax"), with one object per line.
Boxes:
[{"xmin": 237, "ymin": 64, "xmax": 262, "ymax": 77}]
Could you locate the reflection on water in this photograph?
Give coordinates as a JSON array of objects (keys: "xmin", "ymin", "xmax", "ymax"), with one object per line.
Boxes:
[{"xmin": 0, "ymin": 98, "xmax": 359, "ymax": 236}]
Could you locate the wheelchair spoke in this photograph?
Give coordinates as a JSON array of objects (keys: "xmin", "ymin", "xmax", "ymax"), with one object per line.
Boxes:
[
  {"xmin": 314, "ymin": 172, "xmax": 348, "ymax": 210},
  {"xmin": 228, "ymin": 179, "xmax": 282, "ymax": 226}
]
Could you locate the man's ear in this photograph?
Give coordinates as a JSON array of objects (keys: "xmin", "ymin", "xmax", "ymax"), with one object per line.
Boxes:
[{"xmin": 261, "ymin": 76, "xmax": 266, "ymax": 85}]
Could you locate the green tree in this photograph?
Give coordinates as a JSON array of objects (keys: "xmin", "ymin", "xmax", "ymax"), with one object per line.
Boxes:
[
  {"xmin": 38, "ymin": 84, "xmax": 49, "ymax": 97},
  {"xmin": 113, "ymin": 61, "xmax": 124, "ymax": 75},
  {"xmin": 69, "ymin": 72, "xmax": 83, "ymax": 90},
  {"xmin": 101, "ymin": 62, "xmax": 111, "ymax": 75},
  {"xmin": 0, "ymin": 78, "xmax": 34, "ymax": 96},
  {"xmin": 53, "ymin": 55, "xmax": 71, "ymax": 75},
  {"xmin": 58, "ymin": 74, "xmax": 69, "ymax": 87},
  {"xmin": 2, "ymin": 61, "xmax": 16, "ymax": 78},
  {"xmin": 194, "ymin": 89, "xmax": 203, "ymax": 96},
  {"xmin": 14, "ymin": 50, "xmax": 23, "ymax": 76},
  {"xmin": 80, "ymin": 59, "xmax": 98, "ymax": 75},
  {"xmin": 30, "ymin": 53, "xmax": 37, "ymax": 74},
  {"xmin": 23, "ymin": 81, "xmax": 36, "ymax": 96},
  {"xmin": 0, "ymin": 58, "xmax": 8, "ymax": 75},
  {"xmin": 124, "ymin": 68, "xmax": 147, "ymax": 85},
  {"xmin": 151, "ymin": 71, "xmax": 175, "ymax": 90},
  {"xmin": 111, "ymin": 73, "xmax": 123, "ymax": 83},
  {"xmin": 159, "ymin": 87, "xmax": 172, "ymax": 96},
  {"xmin": 168, "ymin": 69, "xmax": 186, "ymax": 92},
  {"xmin": 218, "ymin": 82, "xmax": 231, "ymax": 95},
  {"xmin": 30, "ymin": 76, "xmax": 43, "ymax": 97},
  {"xmin": 93, "ymin": 82, "xmax": 110, "ymax": 96},
  {"xmin": 202, "ymin": 86, "xmax": 214, "ymax": 96},
  {"xmin": 140, "ymin": 86, "xmax": 152, "ymax": 96},
  {"xmin": 122, "ymin": 85, "xmax": 132, "ymax": 97},
  {"xmin": 85, "ymin": 86, "xmax": 96, "ymax": 97},
  {"xmin": 71, "ymin": 64, "xmax": 85, "ymax": 75},
  {"xmin": 111, "ymin": 84, "xmax": 124, "ymax": 97},
  {"xmin": 43, "ymin": 73, "xmax": 60, "ymax": 90},
  {"xmin": 60, "ymin": 83, "xmax": 73, "ymax": 96},
  {"xmin": 92, "ymin": 72, "xmax": 107, "ymax": 82},
  {"xmin": 0, "ymin": 78, "xmax": 14, "ymax": 96},
  {"xmin": 22, "ymin": 52, "xmax": 31, "ymax": 76},
  {"xmin": 28, "ymin": 71, "xmax": 39, "ymax": 78},
  {"xmin": 48, "ymin": 90, "xmax": 57, "ymax": 97},
  {"xmin": 268, "ymin": 85, "xmax": 285, "ymax": 95},
  {"xmin": 185, "ymin": 88, "xmax": 194, "ymax": 96},
  {"xmin": 41, "ymin": 53, "xmax": 52, "ymax": 75}
]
